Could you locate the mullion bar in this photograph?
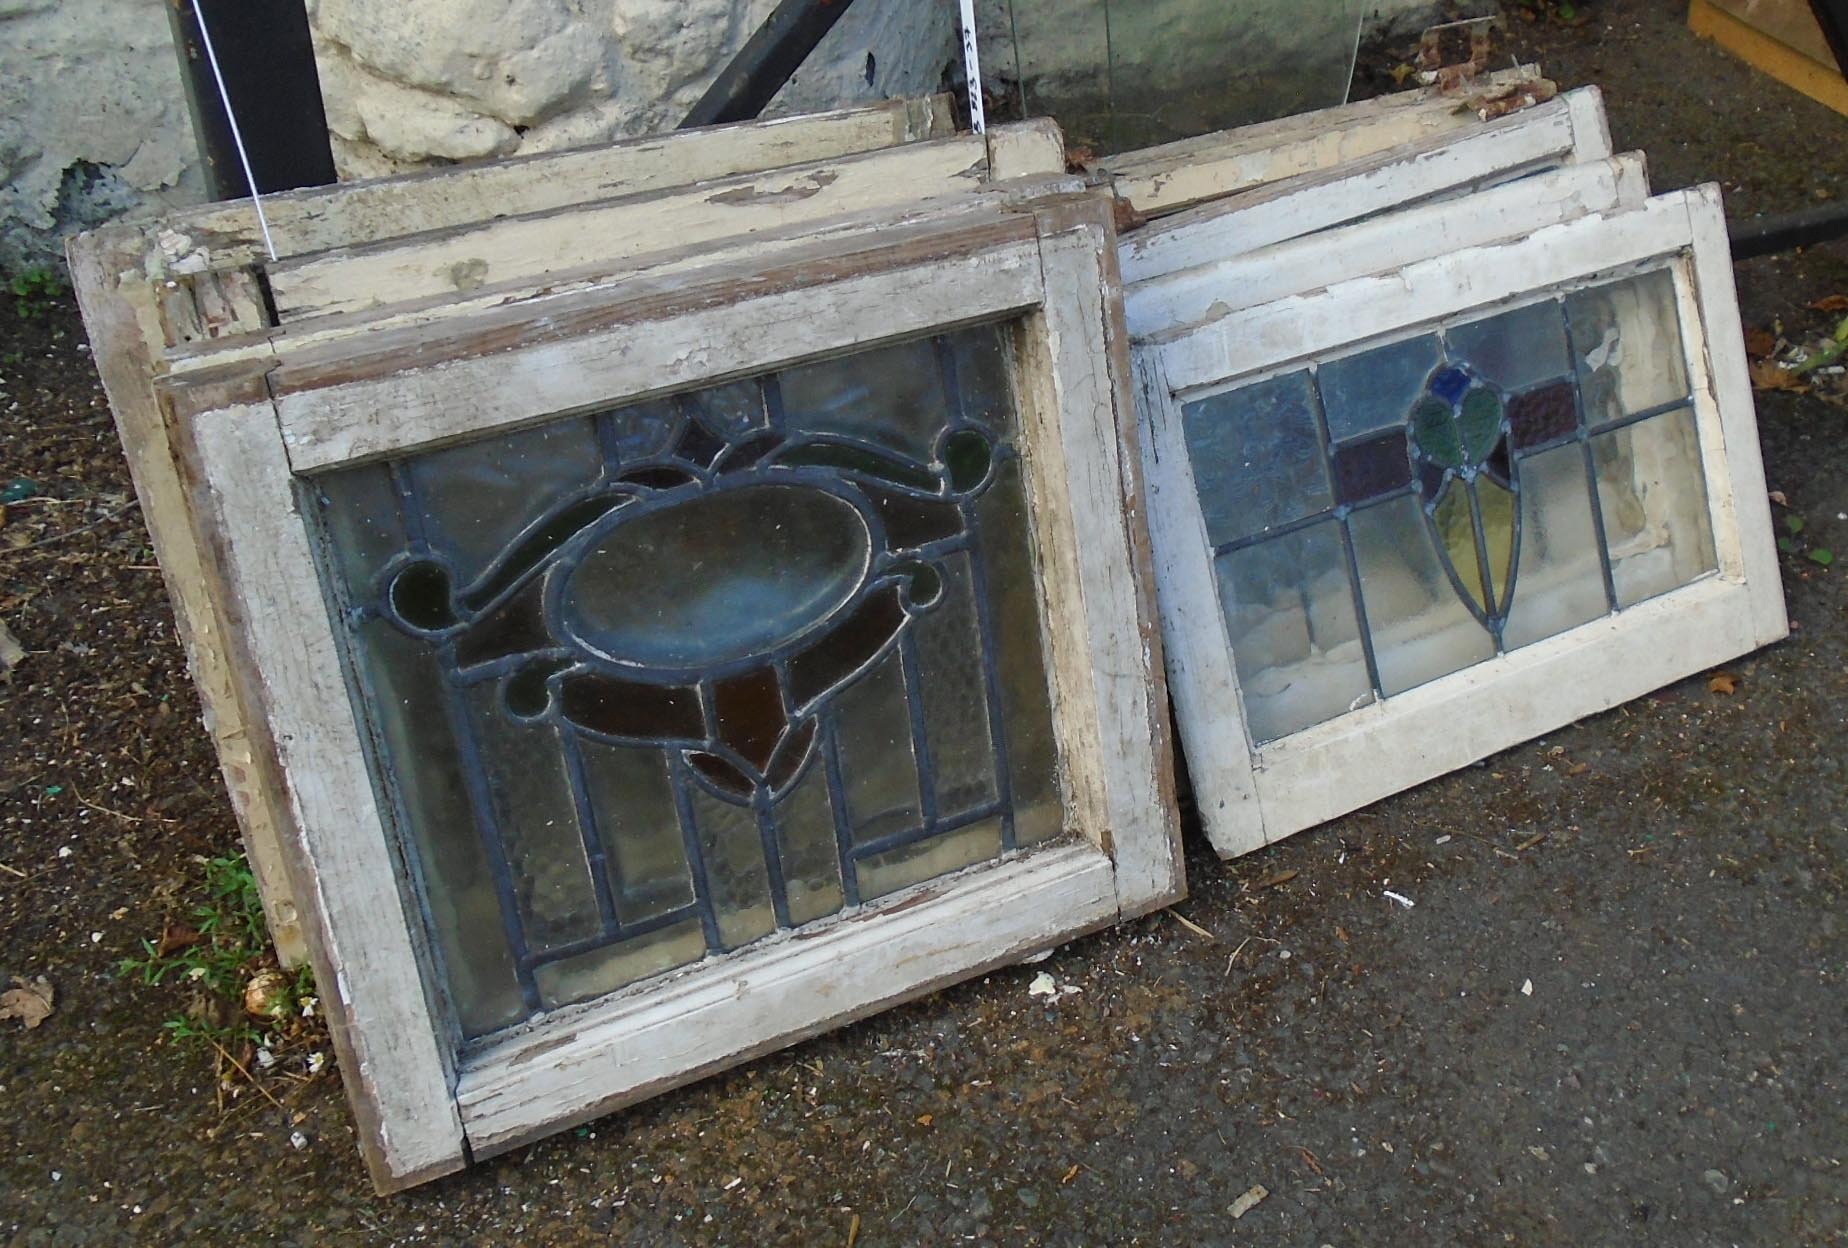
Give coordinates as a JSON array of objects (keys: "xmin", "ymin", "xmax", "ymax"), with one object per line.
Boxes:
[
  {"xmin": 849, "ymin": 798, "xmax": 1010, "ymax": 862},
  {"xmin": 1304, "ymin": 366, "xmax": 1385, "ymax": 697},
  {"xmin": 934, "ymin": 333, "xmax": 1017, "ymax": 849},
  {"xmin": 1463, "ymin": 483, "xmax": 1504, "ymax": 649},
  {"xmin": 1560, "ymin": 305, "xmax": 1621, "ymax": 611},
  {"xmin": 558, "ymin": 724, "xmax": 623, "ymax": 937},
  {"xmin": 820, "ymin": 716, "xmax": 862, "ymax": 907},
  {"xmin": 668, "ymin": 753, "xmax": 727, "ymax": 952}
]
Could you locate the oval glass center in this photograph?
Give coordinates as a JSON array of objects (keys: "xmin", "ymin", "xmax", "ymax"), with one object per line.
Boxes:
[{"xmin": 563, "ymin": 483, "xmax": 872, "ymax": 670}]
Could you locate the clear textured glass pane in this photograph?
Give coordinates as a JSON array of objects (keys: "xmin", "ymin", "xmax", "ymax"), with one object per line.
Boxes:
[
  {"xmin": 775, "ymin": 752, "xmax": 845, "ymax": 925},
  {"xmin": 1215, "ymin": 520, "xmax": 1371, "ymax": 743},
  {"xmin": 976, "ymin": 458, "xmax": 1063, "ymax": 846},
  {"xmin": 412, "ymin": 417, "xmax": 602, "ymax": 585},
  {"xmin": 858, "ymin": 819, "xmax": 1004, "ymax": 903},
  {"xmin": 534, "ymin": 920, "xmax": 708, "ymax": 1011},
  {"xmin": 1443, "ymin": 299, "xmax": 1570, "ymax": 394},
  {"xmin": 1502, "ymin": 442, "xmax": 1610, "ymax": 650},
  {"xmin": 688, "ymin": 785, "xmax": 776, "ymax": 951},
  {"xmin": 576, "ymin": 739, "xmax": 693, "ymax": 925},
  {"xmin": 565, "ymin": 484, "xmax": 874, "ymax": 670},
  {"xmin": 465, "ymin": 683, "xmax": 601, "ymax": 955},
  {"xmin": 946, "ymin": 323, "xmax": 1015, "ymax": 433},
  {"xmin": 312, "ymin": 462, "xmax": 403, "ymax": 597},
  {"xmin": 602, "ymin": 399, "xmax": 679, "ymax": 464},
  {"xmin": 1594, "ymin": 407, "xmax": 1717, "ymax": 607},
  {"xmin": 913, "ymin": 552, "xmax": 1000, "ymax": 818},
  {"xmin": 834, "ymin": 647, "xmax": 923, "ymax": 846},
  {"xmin": 1183, "ymin": 370, "xmax": 1329, "ymax": 546},
  {"xmin": 1567, "ymin": 269, "xmax": 1690, "ymax": 426},
  {"xmin": 1351, "ymin": 493, "xmax": 1496, "ymax": 695},
  {"xmin": 683, "ymin": 380, "xmax": 765, "ymax": 440},
  {"xmin": 355, "ymin": 620, "xmax": 524, "ymax": 1038},
  {"xmin": 781, "ymin": 337, "xmax": 950, "ymax": 462},
  {"xmin": 1319, "ymin": 334, "xmax": 1442, "ymax": 444}
]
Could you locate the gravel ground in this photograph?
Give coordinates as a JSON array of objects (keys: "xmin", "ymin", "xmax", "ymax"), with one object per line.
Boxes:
[{"xmin": 2, "ymin": 1, "xmax": 1845, "ymax": 1243}]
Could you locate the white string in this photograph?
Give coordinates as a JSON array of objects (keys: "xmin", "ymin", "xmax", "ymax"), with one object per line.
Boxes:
[
  {"xmin": 189, "ymin": 0, "xmax": 278, "ymax": 261},
  {"xmin": 958, "ymin": 0, "xmax": 986, "ymax": 135}
]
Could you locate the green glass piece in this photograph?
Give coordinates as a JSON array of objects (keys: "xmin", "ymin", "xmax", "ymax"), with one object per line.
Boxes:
[
  {"xmin": 943, "ymin": 428, "xmax": 993, "ymax": 493},
  {"xmin": 1411, "ymin": 397, "xmax": 1463, "ymax": 468},
  {"xmin": 1459, "ymin": 387, "xmax": 1504, "ymax": 466}
]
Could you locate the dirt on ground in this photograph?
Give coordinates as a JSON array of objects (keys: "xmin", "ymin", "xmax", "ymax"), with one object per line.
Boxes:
[{"xmin": 3, "ymin": 1, "xmax": 1846, "ymax": 1244}]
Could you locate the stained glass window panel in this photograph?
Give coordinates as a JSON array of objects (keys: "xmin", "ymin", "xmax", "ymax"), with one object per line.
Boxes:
[
  {"xmin": 310, "ymin": 322, "xmax": 1068, "ymax": 1037},
  {"xmin": 1182, "ymin": 265, "xmax": 1720, "ymax": 741}
]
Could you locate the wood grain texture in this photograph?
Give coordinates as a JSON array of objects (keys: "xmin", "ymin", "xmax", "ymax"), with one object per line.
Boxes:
[
  {"xmin": 1100, "ymin": 66, "xmax": 1545, "ymax": 217},
  {"xmin": 1124, "ymin": 153, "xmax": 1649, "ymax": 338},
  {"xmin": 269, "ymin": 218, "xmax": 1047, "ymax": 469},
  {"xmin": 1690, "ymin": 0, "xmax": 1848, "ymax": 115},
  {"xmin": 129, "ymin": 95, "xmax": 958, "ymax": 269},
  {"xmin": 173, "ymin": 395, "xmax": 464, "ymax": 1191},
  {"xmin": 265, "ymin": 125, "xmax": 1065, "ymax": 324},
  {"xmin": 1117, "ymin": 88, "xmax": 1609, "ymax": 288},
  {"xmin": 64, "ymin": 233, "xmax": 309, "ymax": 968},
  {"xmin": 1024, "ymin": 197, "xmax": 1183, "ymax": 915}
]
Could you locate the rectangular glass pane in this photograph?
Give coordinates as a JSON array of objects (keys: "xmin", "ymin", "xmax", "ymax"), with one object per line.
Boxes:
[
  {"xmin": 534, "ymin": 920, "xmax": 708, "ymax": 1012},
  {"xmin": 1350, "ymin": 494, "xmax": 1497, "ymax": 696},
  {"xmin": 1501, "ymin": 442, "xmax": 1610, "ymax": 650},
  {"xmin": 1183, "ymin": 369, "xmax": 1330, "ymax": 546},
  {"xmin": 1318, "ymin": 334, "xmax": 1441, "ymax": 444},
  {"xmin": 577, "ymin": 740, "xmax": 693, "ymax": 926},
  {"xmin": 1567, "ymin": 269, "xmax": 1690, "ymax": 426},
  {"xmin": 1215, "ymin": 520, "xmax": 1371, "ymax": 744},
  {"xmin": 1594, "ymin": 407, "xmax": 1717, "ymax": 607},
  {"xmin": 858, "ymin": 818, "xmax": 1004, "ymax": 903},
  {"xmin": 311, "ymin": 323, "xmax": 1066, "ymax": 1036},
  {"xmin": 1443, "ymin": 298, "xmax": 1569, "ymax": 394},
  {"xmin": 688, "ymin": 785, "xmax": 776, "ymax": 952}
]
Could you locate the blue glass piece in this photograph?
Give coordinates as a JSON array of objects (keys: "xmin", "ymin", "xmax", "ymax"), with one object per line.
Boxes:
[
  {"xmin": 1182, "ymin": 370, "xmax": 1329, "ymax": 547},
  {"xmin": 1318, "ymin": 334, "xmax": 1442, "ymax": 443},
  {"xmin": 1430, "ymin": 366, "xmax": 1472, "ymax": 405},
  {"xmin": 1444, "ymin": 299, "xmax": 1570, "ymax": 394},
  {"xmin": 683, "ymin": 380, "xmax": 765, "ymax": 440},
  {"xmin": 602, "ymin": 399, "xmax": 679, "ymax": 464},
  {"xmin": 781, "ymin": 336, "xmax": 951, "ymax": 462}
]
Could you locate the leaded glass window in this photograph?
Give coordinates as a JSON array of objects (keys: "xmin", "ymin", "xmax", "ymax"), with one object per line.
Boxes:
[
  {"xmin": 1183, "ymin": 269, "xmax": 1717, "ymax": 745},
  {"xmin": 308, "ymin": 324, "xmax": 1065, "ymax": 1037}
]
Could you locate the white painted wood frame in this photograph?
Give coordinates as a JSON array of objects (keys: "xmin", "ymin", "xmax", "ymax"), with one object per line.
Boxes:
[
  {"xmin": 1097, "ymin": 68, "xmax": 1582, "ymax": 218},
  {"xmin": 1133, "ymin": 184, "xmax": 1784, "ymax": 860},
  {"xmin": 1117, "ymin": 87, "xmax": 1614, "ymax": 289},
  {"xmin": 161, "ymin": 193, "xmax": 1180, "ymax": 1190},
  {"xmin": 66, "ymin": 97, "xmax": 979, "ymax": 968}
]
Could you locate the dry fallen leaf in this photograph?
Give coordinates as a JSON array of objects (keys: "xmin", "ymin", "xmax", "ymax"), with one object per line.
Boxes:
[
  {"xmin": 1743, "ymin": 327, "xmax": 1777, "ymax": 359},
  {"xmin": 1709, "ymin": 672, "xmax": 1739, "ymax": 695},
  {"xmin": 1809, "ymin": 294, "xmax": 1848, "ymax": 313},
  {"xmin": 1750, "ymin": 359, "xmax": 1810, "ymax": 393},
  {"xmin": 156, "ymin": 921, "xmax": 205, "ymax": 957},
  {"xmin": 0, "ymin": 976, "xmax": 55, "ymax": 1029},
  {"xmin": 1769, "ymin": 490, "xmax": 1789, "ymax": 507},
  {"xmin": 0, "ymin": 618, "xmax": 24, "ymax": 678},
  {"xmin": 1251, "ymin": 869, "xmax": 1299, "ymax": 891},
  {"xmin": 916, "ymin": 1113, "xmax": 933, "ymax": 1127}
]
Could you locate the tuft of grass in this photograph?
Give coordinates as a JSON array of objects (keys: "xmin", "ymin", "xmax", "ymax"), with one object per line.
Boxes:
[
  {"xmin": 9, "ymin": 267, "xmax": 65, "ymax": 320},
  {"xmin": 119, "ymin": 854, "xmax": 316, "ymax": 1049}
]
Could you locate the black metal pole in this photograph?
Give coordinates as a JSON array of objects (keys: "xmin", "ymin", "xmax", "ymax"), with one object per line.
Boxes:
[
  {"xmin": 681, "ymin": 0, "xmax": 862, "ymax": 129},
  {"xmin": 1808, "ymin": 0, "xmax": 1848, "ymax": 77},
  {"xmin": 168, "ymin": 0, "xmax": 338, "ymax": 200}
]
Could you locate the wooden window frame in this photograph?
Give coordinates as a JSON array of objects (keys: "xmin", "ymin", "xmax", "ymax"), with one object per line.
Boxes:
[
  {"xmin": 1132, "ymin": 184, "xmax": 1785, "ymax": 860},
  {"xmin": 66, "ymin": 98, "xmax": 1052, "ymax": 968},
  {"xmin": 159, "ymin": 193, "xmax": 1181, "ymax": 1190}
]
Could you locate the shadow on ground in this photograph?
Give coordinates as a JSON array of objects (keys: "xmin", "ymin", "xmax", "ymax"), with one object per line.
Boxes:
[{"xmin": 2, "ymin": 1, "xmax": 1844, "ymax": 1243}]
